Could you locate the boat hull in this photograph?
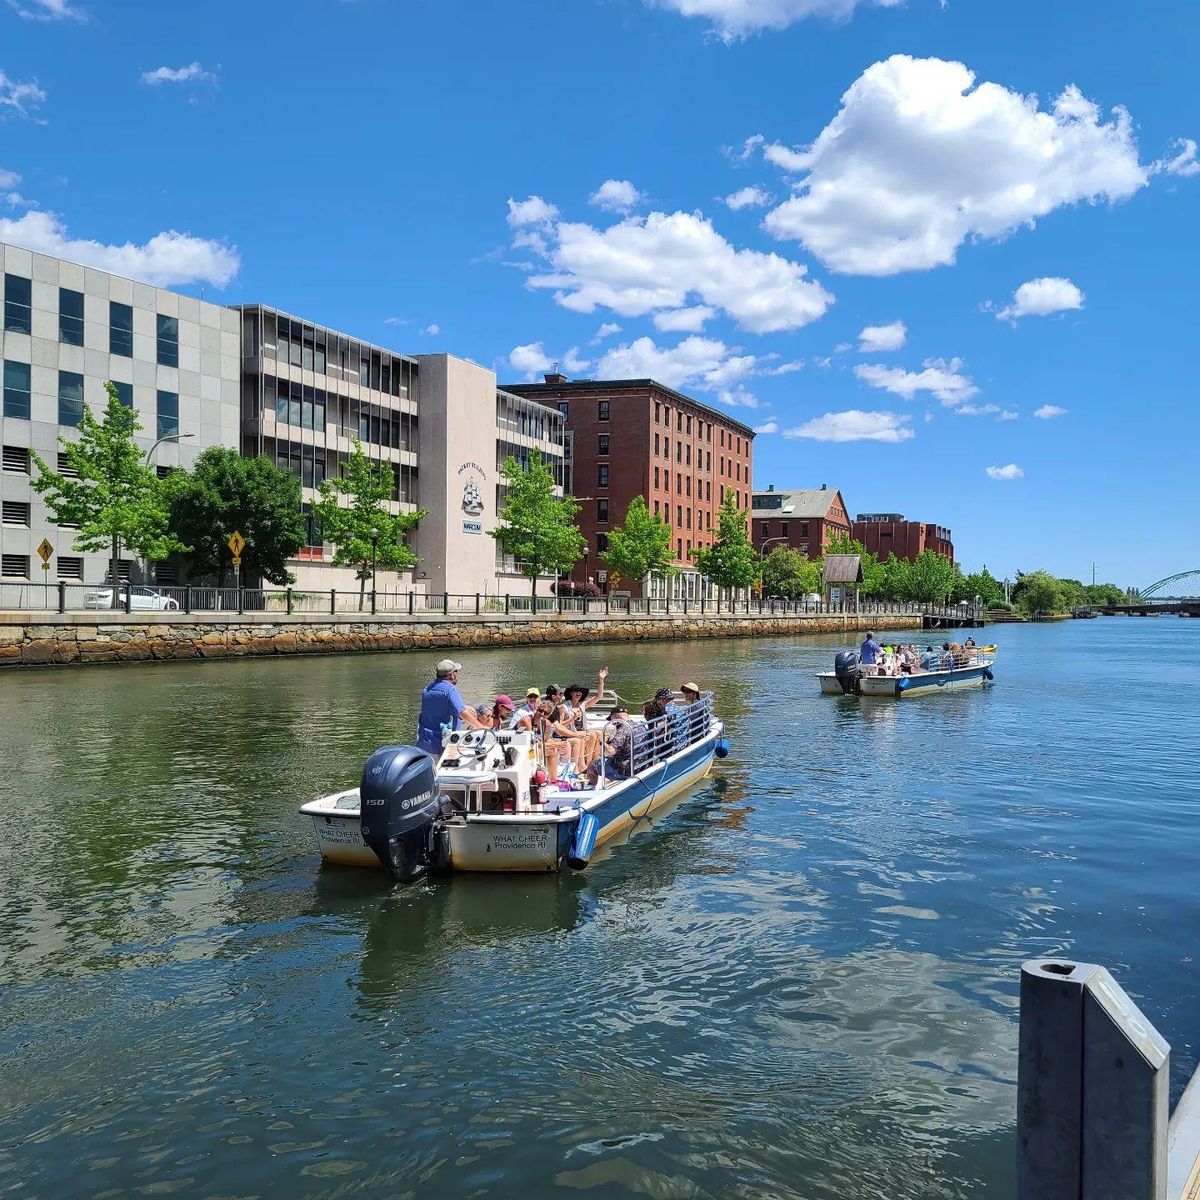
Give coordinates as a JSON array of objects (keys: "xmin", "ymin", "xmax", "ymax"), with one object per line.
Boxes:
[{"xmin": 816, "ymin": 661, "xmax": 994, "ymax": 698}]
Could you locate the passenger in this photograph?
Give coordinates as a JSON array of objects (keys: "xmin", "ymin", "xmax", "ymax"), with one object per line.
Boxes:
[
  {"xmin": 491, "ymin": 694, "xmax": 516, "ymax": 727},
  {"xmin": 532, "ymin": 698, "xmax": 569, "ymax": 783},
  {"xmin": 508, "ymin": 688, "xmax": 540, "ymax": 730},
  {"xmin": 643, "ymin": 686, "xmax": 674, "ymax": 722},
  {"xmin": 551, "ymin": 698, "xmax": 590, "ymax": 769},
  {"xmin": 679, "ymin": 681, "xmax": 701, "ymax": 705},
  {"xmin": 544, "ymin": 683, "xmax": 564, "ymax": 710},
  {"xmin": 559, "ymin": 668, "xmax": 609, "ymax": 765},
  {"xmin": 920, "ymin": 645, "xmax": 940, "ymax": 671},
  {"xmin": 586, "ymin": 705, "xmax": 635, "ymax": 786},
  {"xmin": 940, "ymin": 642, "xmax": 954, "ymax": 668},
  {"xmin": 860, "ymin": 631, "xmax": 882, "ymax": 667},
  {"xmin": 415, "ymin": 658, "xmax": 485, "ymax": 757},
  {"xmin": 474, "ymin": 703, "xmax": 495, "ymax": 728}
]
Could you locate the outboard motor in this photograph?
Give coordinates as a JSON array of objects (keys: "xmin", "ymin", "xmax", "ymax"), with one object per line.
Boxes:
[
  {"xmin": 834, "ymin": 650, "xmax": 861, "ymax": 695},
  {"xmin": 359, "ymin": 746, "xmax": 441, "ymax": 883}
]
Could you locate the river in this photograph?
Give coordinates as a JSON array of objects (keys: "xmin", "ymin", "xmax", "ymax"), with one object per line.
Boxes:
[{"xmin": 0, "ymin": 617, "xmax": 1197, "ymax": 1198}]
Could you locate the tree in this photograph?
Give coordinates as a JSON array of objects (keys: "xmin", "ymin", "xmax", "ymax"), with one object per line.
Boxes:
[
  {"xmin": 963, "ymin": 566, "xmax": 1005, "ymax": 610},
  {"xmin": 760, "ymin": 546, "xmax": 821, "ymax": 599},
  {"xmin": 881, "ymin": 552, "xmax": 913, "ymax": 601},
  {"xmin": 908, "ymin": 549, "xmax": 957, "ymax": 603},
  {"xmin": 691, "ymin": 492, "xmax": 758, "ymax": 592},
  {"xmin": 313, "ymin": 439, "xmax": 428, "ymax": 608},
  {"xmin": 165, "ymin": 448, "xmax": 307, "ymax": 585},
  {"xmin": 602, "ymin": 496, "xmax": 676, "ymax": 590},
  {"xmin": 1017, "ymin": 570, "xmax": 1063, "ymax": 617},
  {"xmin": 824, "ymin": 533, "xmax": 885, "ymax": 596},
  {"xmin": 31, "ymin": 381, "xmax": 184, "ymax": 606},
  {"xmin": 489, "ymin": 450, "xmax": 584, "ymax": 598}
]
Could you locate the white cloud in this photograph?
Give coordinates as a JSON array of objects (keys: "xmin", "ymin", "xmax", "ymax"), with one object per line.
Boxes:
[
  {"xmin": 562, "ymin": 346, "xmax": 591, "ymax": 373},
  {"xmin": 0, "ymin": 70, "xmax": 47, "ymax": 120},
  {"xmin": 1153, "ymin": 137, "xmax": 1200, "ymax": 179},
  {"xmin": 508, "ymin": 342, "xmax": 554, "ymax": 380},
  {"xmin": 0, "ymin": 208, "xmax": 239, "ymax": 288},
  {"xmin": 8, "ymin": 0, "xmax": 83, "ymax": 19},
  {"xmin": 1033, "ymin": 404, "xmax": 1067, "ymax": 419},
  {"xmin": 0, "ymin": 167, "xmax": 19, "ymax": 190},
  {"xmin": 716, "ymin": 386, "xmax": 762, "ymax": 408},
  {"xmin": 997, "ymin": 410, "xmax": 1018, "ymax": 421},
  {"xmin": 653, "ymin": 305, "xmax": 716, "ymax": 332},
  {"xmin": 762, "ymin": 359, "xmax": 803, "ymax": 375},
  {"xmin": 383, "ymin": 317, "xmax": 409, "ymax": 326},
  {"xmin": 648, "ymin": 0, "xmax": 902, "ymax": 41},
  {"xmin": 141, "ymin": 63, "xmax": 218, "ymax": 86},
  {"xmin": 955, "ymin": 403, "xmax": 1001, "ymax": 416},
  {"xmin": 854, "ymin": 356, "xmax": 977, "ymax": 406},
  {"xmin": 595, "ymin": 335, "xmax": 759, "ymax": 391},
  {"xmin": 423, "ymin": 323, "xmax": 440, "ymax": 336},
  {"xmin": 784, "ymin": 409, "xmax": 914, "ymax": 443},
  {"xmin": 996, "ymin": 276, "xmax": 1084, "ymax": 321},
  {"xmin": 724, "ymin": 184, "xmax": 773, "ymax": 210},
  {"xmin": 590, "ymin": 322, "xmax": 622, "ymax": 344},
  {"xmin": 985, "ymin": 463, "xmax": 1023, "ymax": 480},
  {"xmin": 753, "ymin": 420, "xmax": 779, "ymax": 434},
  {"xmin": 761, "ymin": 55, "xmax": 1150, "ymax": 275},
  {"xmin": 512, "ymin": 202, "xmax": 833, "ymax": 333},
  {"xmin": 589, "ymin": 179, "xmax": 643, "ymax": 213},
  {"xmin": 858, "ymin": 320, "xmax": 906, "ymax": 352},
  {"xmin": 833, "ymin": 341, "xmax": 852, "ymax": 353}
]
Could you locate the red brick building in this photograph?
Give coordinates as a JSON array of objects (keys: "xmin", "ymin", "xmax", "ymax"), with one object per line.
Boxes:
[
  {"xmin": 504, "ymin": 374, "xmax": 755, "ymax": 598},
  {"xmin": 750, "ymin": 485, "xmax": 852, "ymax": 558},
  {"xmin": 851, "ymin": 513, "xmax": 954, "ymax": 563}
]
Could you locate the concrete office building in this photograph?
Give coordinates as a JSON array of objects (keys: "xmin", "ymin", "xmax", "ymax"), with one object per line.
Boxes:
[
  {"xmin": 1, "ymin": 241, "xmax": 241, "ymax": 589},
  {"xmin": 851, "ymin": 513, "xmax": 954, "ymax": 563}
]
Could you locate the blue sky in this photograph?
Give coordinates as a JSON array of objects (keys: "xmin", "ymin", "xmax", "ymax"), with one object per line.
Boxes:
[{"xmin": 2, "ymin": 0, "xmax": 1196, "ymax": 587}]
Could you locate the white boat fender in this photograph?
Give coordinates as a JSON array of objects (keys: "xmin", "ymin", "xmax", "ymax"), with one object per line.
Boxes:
[{"xmin": 567, "ymin": 811, "xmax": 600, "ymax": 870}]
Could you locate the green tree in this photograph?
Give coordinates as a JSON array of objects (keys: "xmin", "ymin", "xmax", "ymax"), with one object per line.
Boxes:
[
  {"xmin": 313, "ymin": 439, "xmax": 428, "ymax": 609},
  {"xmin": 908, "ymin": 549, "xmax": 956, "ymax": 603},
  {"xmin": 881, "ymin": 552, "xmax": 914, "ymax": 601},
  {"xmin": 31, "ymin": 381, "xmax": 184, "ymax": 606},
  {"xmin": 489, "ymin": 450, "xmax": 584, "ymax": 598},
  {"xmin": 760, "ymin": 546, "xmax": 821, "ymax": 599},
  {"xmin": 963, "ymin": 566, "xmax": 1005, "ymax": 610},
  {"xmin": 165, "ymin": 448, "xmax": 307, "ymax": 585},
  {"xmin": 1082, "ymin": 582, "xmax": 1127, "ymax": 607},
  {"xmin": 691, "ymin": 492, "xmax": 758, "ymax": 592},
  {"xmin": 602, "ymin": 496, "xmax": 676, "ymax": 590},
  {"xmin": 824, "ymin": 533, "xmax": 885, "ymax": 596},
  {"xmin": 1017, "ymin": 570, "xmax": 1063, "ymax": 617}
]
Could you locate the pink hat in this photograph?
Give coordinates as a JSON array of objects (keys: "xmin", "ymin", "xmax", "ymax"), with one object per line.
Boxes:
[{"xmin": 494, "ymin": 694, "xmax": 515, "ymax": 710}]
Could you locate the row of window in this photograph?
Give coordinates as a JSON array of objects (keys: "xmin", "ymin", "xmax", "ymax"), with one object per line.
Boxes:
[
  {"xmin": 760, "ymin": 521, "xmax": 811, "ymax": 539},
  {"xmin": 0, "ymin": 553, "xmax": 84, "ymax": 580},
  {"xmin": 498, "ymin": 393, "xmax": 562, "ymax": 445},
  {"xmin": 264, "ymin": 374, "xmax": 418, "ymax": 450},
  {"xmin": 652, "ymin": 466, "xmax": 713, "ymax": 502},
  {"xmin": 2, "ymin": 362, "xmax": 177, "ymax": 434},
  {"xmin": 653, "ymin": 398, "xmax": 748, "ymax": 457},
  {"xmin": 266, "ymin": 438, "xmax": 420, "ymax": 504}
]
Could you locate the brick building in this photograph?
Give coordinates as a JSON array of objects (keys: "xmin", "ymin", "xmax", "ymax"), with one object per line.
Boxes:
[
  {"xmin": 851, "ymin": 513, "xmax": 954, "ymax": 563},
  {"xmin": 750, "ymin": 485, "xmax": 852, "ymax": 558},
  {"xmin": 504, "ymin": 374, "xmax": 754, "ymax": 599}
]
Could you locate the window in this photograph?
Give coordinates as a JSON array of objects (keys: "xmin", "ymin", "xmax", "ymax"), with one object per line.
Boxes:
[
  {"xmin": 800, "ymin": 522, "xmax": 809, "ymax": 538},
  {"xmin": 156, "ymin": 465, "xmax": 174, "ymax": 480},
  {"xmin": 685, "ymin": 445, "xmax": 691, "ymax": 466},
  {"xmin": 598, "ymin": 400, "xmax": 610, "ymax": 421},
  {"xmin": 558, "ymin": 402, "xmax": 568, "ymax": 418},
  {"xmin": 3, "ymin": 445, "xmax": 30, "ymax": 473},
  {"xmin": 654, "ymin": 465, "xmax": 659, "ymax": 489},
  {"xmin": 781, "ymin": 521, "xmax": 789, "ymax": 536},
  {"xmin": 677, "ymin": 538, "xmax": 683, "ymax": 559},
  {"xmin": 676, "ymin": 412, "xmax": 682, "ymax": 432},
  {"xmin": 705, "ymin": 480, "xmax": 710, "ymax": 501},
  {"xmin": 654, "ymin": 500, "xmax": 660, "ymax": 516},
  {"xmin": 597, "ymin": 498, "xmax": 609, "ymax": 522},
  {"xmin": 686, "ymin": 477, "xmax": 691, "ymax": 497},
  {"xmin": 677, "ymin": 504, "xmax": 683, "ymax": 526},
  {"xmin": 58, "ymin": 371, "xmax": 85, "ymax": 427},
  {"xmin": 156, "ymin": 390, "xmax": 179, "ymax": 438},
  {"xmin": 761, "ymin": 522, "xmax": 770, "ymax": 539},
  {"xmin": 686, "ymin": 415, "xmax": 692, "ymax": 435},
  {"xmin": 4, "ymin": 274, "xmax": 31, "ymax": 334},
  {"xmin": 596, "ymin": 533, "xmax": 609, "ymax": 552},
  {"xmin": 686, "ymin": 508, "xmax": 692, "ymax": 530},
  {"xmin": 598, "ymin": 464, "xmax": 609, "ymax": 487},
  {"xmin": 2, "ymin": 500, "xmax": 30, "ymax": 526},
  {"xmin": 56, "ymin": 452, "xmax": 79, "ymax": 477},
  {"xmin": 110, "ymin": 301, "xmax": 133, "ymax": 357},
  {"xmin": 3, "ymin": 360, "xmax": 31, "ymax": 419},
  {"xmin": 156, "ymin": 314, "xmax": 179, "ymax": 367},
  {"xmin": 676, "ymin": 474, "xmax": 682, "ymax": 495},
  {"xmin": 57, "ymin": 556, "xmax": 83, "ymax": 580},
  {"xmin": 598, "ymin": 433, "xmax": 609, "ymax": 455},
  {"xmin": 654, "ymin": 402, "xmax": 661, "ymax": 423},
  {"xmin": 59, "ymin": 288, "xmax": 85, "ymax": 346},
  {"xmin": 1, "ymin": 554, "xmax": 30, "ymax": 578},
  {"xmin": 676, "ymin": 444, "xmax": 682, "ymax": 464},
  {"xmin": 654, "ymin": 433, "xmax": 659, "ymax": 456},
  {"xmin": 664, "ymin": 438, "xmax": 670, "ymax": 459},
  {"xmin": 111, "ymin": 381, "xmax": 133, "ymax": 408}
]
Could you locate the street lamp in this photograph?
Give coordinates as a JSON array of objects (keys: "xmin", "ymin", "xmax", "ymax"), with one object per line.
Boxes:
[
  {"xmin": 757, "ymin": 535, "xmax": 793, "ymax": 599},
  {"xmin": 144, "ymin": 431, "xmax": 194, "ymax": 466}
]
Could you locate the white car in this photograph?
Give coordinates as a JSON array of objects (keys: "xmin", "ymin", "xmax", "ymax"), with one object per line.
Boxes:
[{"xmin": 83, "ymin": 585, "xmax": 180, "ymax": 611}]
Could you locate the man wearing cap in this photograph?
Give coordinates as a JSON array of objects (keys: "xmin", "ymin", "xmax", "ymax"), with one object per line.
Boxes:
[
  {"xmin": 509, "ymin": 688, "xmax": 540, "ymax": 730},
  {"xmin": 587, "ymin": 704, "xmax": 634, "ymax": 786},
  {"xmin": 416, "ymin": 659, "xmax": 485, "ymax": 757}
]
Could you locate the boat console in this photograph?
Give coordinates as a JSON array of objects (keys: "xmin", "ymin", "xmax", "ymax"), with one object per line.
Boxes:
[{"xmin": 437, "ymin": 729, "xmax": 537, "ymax": 815}]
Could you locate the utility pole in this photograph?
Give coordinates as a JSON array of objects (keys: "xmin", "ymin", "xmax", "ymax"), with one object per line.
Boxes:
[{"xmin": 1092, "ymin": 561, "xmax": 1096, "ymax": 587}]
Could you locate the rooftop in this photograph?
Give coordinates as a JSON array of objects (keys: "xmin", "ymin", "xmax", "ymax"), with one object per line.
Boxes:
[{"xmin": 751, "ymin": 486, "xmax": 844, "ymax": 518}]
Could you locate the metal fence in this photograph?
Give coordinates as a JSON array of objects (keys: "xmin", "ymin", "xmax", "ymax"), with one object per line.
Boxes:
[{"xmin": 0, "ymin": 580, "xmax": 980, "ymax": 623}]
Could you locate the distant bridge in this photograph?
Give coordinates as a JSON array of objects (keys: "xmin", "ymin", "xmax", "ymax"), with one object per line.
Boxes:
[{"xmin": 1139, "ymin": 570, "xmax": 1200, "ymax": 600}]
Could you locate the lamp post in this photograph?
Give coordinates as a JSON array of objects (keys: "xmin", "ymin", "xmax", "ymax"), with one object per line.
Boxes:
[
  {"xmin": 757, "ymin": 535, "xmax": 792, "ymax": 600},
  {"xmin": 141, "ymin": 432, "xmax": 194, "ymax": 586},
  {"xmin": 369, "ymin": 523, "xmax": 382, "ymax": 612}
]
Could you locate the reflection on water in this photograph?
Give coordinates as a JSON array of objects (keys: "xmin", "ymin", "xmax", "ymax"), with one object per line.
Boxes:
[{"xmin": 0, "ymin": 618, "xmax": 1197, "ymax": 1198}]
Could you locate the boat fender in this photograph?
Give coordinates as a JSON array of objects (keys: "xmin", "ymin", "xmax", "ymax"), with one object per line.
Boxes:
[
  {"xmin": 715, "ymin": 737, "xmax": 731, "ymax": 759},
  {"xmin": 897, "ymin": 676, "xmax": 909, "ymax": 692},
  {"xmin": 983, "ymin": 668, "xmax": 994, "ymax": 681},
  {"xmin": 567, "ymin": 811, "xmax": 600, "ymax": 871}
]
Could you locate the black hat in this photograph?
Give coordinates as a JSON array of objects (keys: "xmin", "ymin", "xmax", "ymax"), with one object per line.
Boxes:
[
  {"xmin": 545, "ymin": 683, "xmax": 563, "ymax": 696},
  {"xmin": 654, "ymin": 687, "xmax": 673, "ymax": 702},
  {"xmin": 565, "ymin": 683, "xmax": 590, "ymax": 701}
]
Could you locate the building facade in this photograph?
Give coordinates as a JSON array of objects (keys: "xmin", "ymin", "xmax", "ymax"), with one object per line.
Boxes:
[
  {"xmin": 851, "ymin": 513, "xmax": 954, "ymax": 563},
  {"xmin": 750, "ymin": 485, "xmax": 852, "ymax": 559},
  {"xmin": 504, "ymin": 374, "xmax": 755, "ymax": 599},
  {"xmin": 1, "ymin": 241, "xmax": 241, "ymax": 589}
]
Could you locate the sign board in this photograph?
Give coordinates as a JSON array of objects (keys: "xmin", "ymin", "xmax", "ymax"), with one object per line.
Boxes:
[
  {"xmin": 36, "ymin": 538, "xmax": 53, "ymax": 566},
  {"xmin": 461, "ymin": 520, "xmax": 483, "ymax": 535},
  {"xmin": 231, "ymin": 555, "xmax": 242, "ymax": 569},
  {"xmin": 227, "ymin": 530, "xmax": 246, "ymax": 557},
  {"xmin": 596, "ymin": 570, "xmax": 608, "ymax": 584}
]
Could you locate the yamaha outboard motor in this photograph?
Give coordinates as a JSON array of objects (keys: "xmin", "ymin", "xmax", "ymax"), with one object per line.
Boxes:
[
  {"xmin": 834, "ymin": 650, "xmax": 860, "ymax": 695},
  {"xmin": 359, "ymin": 746, "xmax": 440, "ymax": 883}
]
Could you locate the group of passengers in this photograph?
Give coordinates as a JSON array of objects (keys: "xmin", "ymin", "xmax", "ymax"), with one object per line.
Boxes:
[{"xmin": 859, "ymin": 633, "xmax": 979, "ymax": 677}]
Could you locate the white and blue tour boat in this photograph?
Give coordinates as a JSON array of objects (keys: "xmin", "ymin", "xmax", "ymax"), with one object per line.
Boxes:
[
  {"xmin": 817, "ymin": 647, "xmax": 995, "ymax": 698},
  {"xmin": 300, "ymin": 692, "xmax": 728, "ymax": 880}
]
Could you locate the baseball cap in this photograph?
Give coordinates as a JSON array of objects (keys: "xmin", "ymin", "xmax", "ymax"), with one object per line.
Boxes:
[
  {"xmin": 525, "ymin": 686, "xmax": 540, "ymax": 698},
  {"xmin": 495, "ymin": 694, "xmax": 515, "ymax": 711},
  {"xmin": 436, "ymin": 658, "xmax": 462, "ymax": 675}
]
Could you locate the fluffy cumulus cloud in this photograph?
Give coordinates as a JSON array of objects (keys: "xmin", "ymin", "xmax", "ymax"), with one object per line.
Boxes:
[
  {"xmin": 653, "ymin": 305, "xmax": 716, "ymax": 332},
  {"xmin": 595, "ymin": 335, "xmax": 759, "ymax": 391},
  {"xmin": 423, "ymin": 323, "xmax": 440, "ymax": 336},
  {"xmin": 589, "ymin": 179, "xmax": 643, "ymax": 213},
  {"xmin": 858, "ymin": 320, "xmax": 906, "ymax": 352},
  {"xmin": 854, "ymin": 356, "xmax": 977, "ymax": 406},
  {"xmin": 1034, "ymin": 404, "xmax": 1067, "ymax": 419},
  {"xmin": 590, "ymin": 322, "xmax": 622, "ymax": 344},
  {"xmin": 753, "ymin": 419, "xmax": 780, "ymax": 434},
  {"xmin": 508, "ymin": 342, "xmax": 554, "ymax": 380},
  {"xmin": 141, "ymin": 63, "xmax": 219, "ymax": 86},
  {"xmin": 508, "ymin": 200, "xmax": 832, "ymax": 333},
  {"xmin": 784, "ymin": 409, "xmax": 913, "ymax": 443},
  {"xmin": 1154, "ymin": 138, "xmax": 1200, "ymax": 179},
  {"xmin": 647, "ymin": 0, "xmax": 901, "ymax": 41},
  {"xmin": 716, "ymin": 386, "xmax": 761, "ymax": 408},
  {"xmin": 761, "ymin": 55, "xmax": 1150, "ymax": 275},
  {"xmin": 996, "ymin": 276, "xmax": 1084, "ymax": 321},
  {"xmin": 724, "ymin": 184, "xmax": 773, "ymax": 210},
  {"xmin": 0, "ymin": 69, "xmax": 47, "ymax": 119},
  {"xmin": 0, "ymin": 209, "xmax": 239, "ymax": 288},
  {"xmin": 985, "ymin": 463, "xmax": 1023, "ymax": 480}
]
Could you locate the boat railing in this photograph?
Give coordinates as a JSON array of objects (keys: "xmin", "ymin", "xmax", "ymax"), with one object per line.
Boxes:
[{"xmin": 624, "ymin": 693, "xmax": 715, "ymax": 776}]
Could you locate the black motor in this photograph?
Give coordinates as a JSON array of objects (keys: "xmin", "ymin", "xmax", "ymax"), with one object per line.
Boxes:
[
  {"xmin": 359, "ymin": 746, "xmax": 441, "ymax": 883},
  {"xmin": 834, "ymin": 650, "xmax": 861, "ymax": 695}
]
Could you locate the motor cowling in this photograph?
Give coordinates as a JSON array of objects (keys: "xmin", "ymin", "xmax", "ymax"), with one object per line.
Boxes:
[
  {"xmin": 834, "ymin": 650, "xmax": 860, "ymax": 695},
  {"xmin": 359, "ymin": 745, "xmax": 440, "ymax": 883}
]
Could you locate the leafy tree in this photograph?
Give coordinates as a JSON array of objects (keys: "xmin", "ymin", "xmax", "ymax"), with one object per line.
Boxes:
[
  {"xmin": 908, "ymin": 549, "xmax": 957, "ymax": 603},
  {"xmin": 1017, "ymin": 570, "xmax": 1063, "ymax": 616},
  {"xmin": 313, "ymin": 439, "xmax": 428, "ymax": 608},
  {"xmin": 691, "ymin": 492, "xmax": 758, "ymax": 592},
  {"xmin": 760, "ymin": 546, "xmax": 821, "ymax": 599},
  {"xmin": 602, "ymin": 495, "xmax": 676, "ymax": 590},
  {"xmin": 165, "ymin": 448, "xmax": 307, "ymax": 585},
  {"xmin": 489, "ymin": 450, "xmax": 584, "ymax": 598},
  {"xmin": 881, "ymin": 552, "xmax": 913, "ymax": 601},
  {"xmin": 31, "ymin": 382, "xmax": 184, "ymax": 606},
  {"xmin": 963, "ymin": 566, "xmax": 1005, "ymax": 610},
  {"xmin": 824, "ymin": 533, "xmax": 885, "ymax": 596},
  {"xmin": 1082, "ymin": 582, "xmax": 1128, "ymax": 607}
]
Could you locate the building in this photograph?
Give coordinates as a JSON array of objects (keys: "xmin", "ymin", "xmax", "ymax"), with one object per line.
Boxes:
[
  {"xmin": 504, "ymin": 374, "xmax": 755, "ymax": 599},
  {"xmin": 1, "ymin": 241, "xmax": 241, "ymax": 589},
  {"xmin": 750, "ymin": 485, "xmax": 852, "ymax": 559},
  {"xmin": 851, "ymin": 513, "xmax": 954, "ymax": 563}
]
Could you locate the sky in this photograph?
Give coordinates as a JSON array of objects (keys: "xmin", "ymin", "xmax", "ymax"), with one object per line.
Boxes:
[{"xmin": 1, "ymin": 0, "xmax": 1196, "ymax": 588}]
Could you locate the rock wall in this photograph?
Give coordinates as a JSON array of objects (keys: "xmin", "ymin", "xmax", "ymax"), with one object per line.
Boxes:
[{"xmin": 0, "ymin": 611, "xmax": 927, "ymax": 668}]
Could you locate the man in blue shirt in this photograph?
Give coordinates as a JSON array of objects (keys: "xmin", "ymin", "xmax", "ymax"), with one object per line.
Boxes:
[
  {"xmin": 416, "ymin": 658, "xmax": 485, "ymax": 756},
  {"xmin": 860, "ymin": 632, "xmax": 881, "ymax": 666}
]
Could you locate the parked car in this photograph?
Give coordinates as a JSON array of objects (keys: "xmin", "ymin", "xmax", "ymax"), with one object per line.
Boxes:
[{"xmin": 83, "ymin": 585, "xmax": 180, "ymax": 611}]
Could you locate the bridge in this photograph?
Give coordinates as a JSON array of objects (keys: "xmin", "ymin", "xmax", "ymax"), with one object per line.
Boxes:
[
  {"xmin": 1139, "ymin": 569, "xmax": 1200, "ymax": 600},
  {"xmin": 1076, "ymin": 570, "xmax": 1200, "ymax": 617}
]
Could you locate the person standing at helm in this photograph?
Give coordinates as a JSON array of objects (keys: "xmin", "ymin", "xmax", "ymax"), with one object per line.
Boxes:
[{"xmin": 416, "ymin": 658, "xmax": 484, "ymax": 757}]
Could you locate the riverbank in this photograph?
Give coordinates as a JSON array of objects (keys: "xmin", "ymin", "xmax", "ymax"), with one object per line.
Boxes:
[{"xmin": 0, "ymin": 607, "xmax": 947, "ymax": 667}]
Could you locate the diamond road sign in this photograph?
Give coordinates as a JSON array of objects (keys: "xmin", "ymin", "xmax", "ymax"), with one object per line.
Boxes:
[
  {"xmin": 36, "ymin": 538, "xmax": 53, "ymax": 563},
  {"xmin": 227, "ymin": 530, "xmax": 246, "ymax": 556}
]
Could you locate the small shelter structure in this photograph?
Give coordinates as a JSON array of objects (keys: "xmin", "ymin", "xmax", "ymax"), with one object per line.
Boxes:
[{"xmin": 822, "ymin": 554, "xmax": 863, "ymax": 606}]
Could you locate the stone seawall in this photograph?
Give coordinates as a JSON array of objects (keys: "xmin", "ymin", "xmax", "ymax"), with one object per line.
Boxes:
[{"xmin": 0, "ymin": 610, "xmax": 928, "ymax": 668}]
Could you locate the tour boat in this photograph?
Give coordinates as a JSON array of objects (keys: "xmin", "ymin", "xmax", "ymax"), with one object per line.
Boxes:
[
  {"xmin": 817, "ymin": 648, "xmax": 995, "ymax": 697},
  {"xmin": 299, "ymin": 693, "xmax": 728, "ymax": 879}
]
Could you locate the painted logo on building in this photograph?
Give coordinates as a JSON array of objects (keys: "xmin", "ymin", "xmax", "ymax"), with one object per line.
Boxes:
[{"xmin": 458, "ymin": 462, "xmax": 486, "ymax": 517}]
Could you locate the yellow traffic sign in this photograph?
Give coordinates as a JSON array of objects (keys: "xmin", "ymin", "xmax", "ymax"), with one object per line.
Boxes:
[
  {"xmin": 231, "ymin": 555, "xmax": 242, "ymax": 569},
  {"xmin": 227, "ymin": 530, "xmax": 246, "ymax": 557},
  {"xmin": 36, "ymin": 538, "xmax": 53, "ymax": 564}
]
